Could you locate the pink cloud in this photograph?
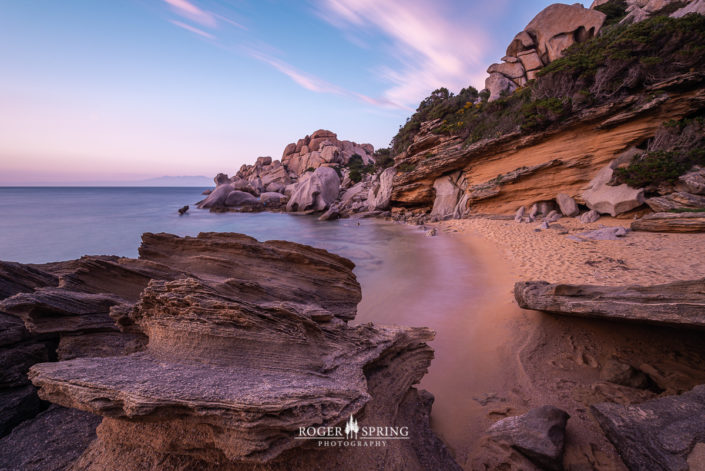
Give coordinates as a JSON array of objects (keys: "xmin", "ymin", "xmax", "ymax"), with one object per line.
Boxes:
[
  {"xmin": 317, "ymin": 0, "xmax": 491, "ymax": 106},
  {"xmin": 163, "ymin": 0, "xmax": 216, "ymax": 27},
  {"xmin": 169, "ymin": 20, "xmax": 215, "ymax": 39},
  {"xmin": 247, "ymin": 50, "xmax": 406, "ymax": 109}
]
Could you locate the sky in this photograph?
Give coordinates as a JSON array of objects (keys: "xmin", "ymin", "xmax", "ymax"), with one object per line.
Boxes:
[{"xmin": 0, "ymin": 0, "xmax": 590, "ymax": 185}]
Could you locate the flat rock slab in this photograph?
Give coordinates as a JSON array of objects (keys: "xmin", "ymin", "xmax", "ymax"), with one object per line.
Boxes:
[
  {"xmin": 592, "ymin": 384, "xmax": 705, "ymax": 471},
  {"xmin": 631, "ymin": 211, "xmax": 705, "ymax": 233},
  {"xmin": 515, "ymin": 278, "xmax": 705, "ymax": 329}
]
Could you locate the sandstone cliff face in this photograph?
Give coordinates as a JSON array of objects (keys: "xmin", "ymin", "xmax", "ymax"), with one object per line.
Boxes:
[
  {"xmin": 391, "ymin": 75, "xmax": 705, "ymax": 217},
  {"xmin": 19, "ymin": 233, "xmax": 458, "ymax": 471}
]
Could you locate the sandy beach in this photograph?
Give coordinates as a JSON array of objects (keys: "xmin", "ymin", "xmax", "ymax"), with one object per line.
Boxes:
[{"xmin": 432, "ymin": 216, "xmax": 705, "ymax": 470}]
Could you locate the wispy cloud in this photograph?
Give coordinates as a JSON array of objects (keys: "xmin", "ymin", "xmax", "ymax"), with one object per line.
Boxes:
[
  {"xmin": 316, "ymin": 0, "xmax": 491, "ymax": 106},
  {"xmin": 247, "ymin": 49, "xmax": 405, "ymax": 109},
  {"xmin": 164, "ymin": 0, "xmax": 216, "ymax": 27},
  {"xmin": 169, "ymin": 20, "xmax": 215, "ymax": 39}
]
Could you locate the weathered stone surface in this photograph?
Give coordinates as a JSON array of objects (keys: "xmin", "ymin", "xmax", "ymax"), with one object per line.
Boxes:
[
  {"xmin": 583, "ymin": 164, "xmax": 645, "ymax": 216},
  {"xmin": 579, "ymin": 209, "xmax": 601, "ymax": 223},
  {"xmin": 487, "ymin": 406, "xmax": 569, "ymax": 471},
  {"xmin": 28, "ymin": 232, "xmax": 452, "ymax": 470},
  {"xmin": 556, "ymin": 193, "xmax": 579, "ymax": 217},
  {"xmin": 57, "ymin": 332, "xmax": 146, "ymax": 361},
  {"xmin": 600, "ymin": 359, "xmax": 652, "ymax": 389},
  {"xmin": 431, "ymin": 174, "xmax": 461, "ymax": 218},
  {"xmin": 631, "ymin": 211, "xmax": 705, "ymax": 232},
  {"xmin": 214, "ymin": 173, "xmax": 230, "ymax": 185},
  {"xmin": 677, "ymin": 166, "xmax": 705, "ymax": 194},
  {"xmin": 0, "ymin": 405, "xmax": 100, "ymax": 471},
  {"xmin": 260, "ymin": 192, "xmax": 288, "ymax": 208},
  {"xmin": 592, "ymin": 384, "xmax": 705, "ymax": 471},
  {"xmin": 671, "ymin": 0, "xmax": 705, "ymax": 18},
  {"xmin": 515, "ymin": 278, "xmax": 705, "ymax": 328},
  {"xmin": 0, "ymin": 385, "xmax": 41, "ymax": 437},
  {"xmin": 569, "ymin": 226, "xmax": 629, "ymax": 241},
  {"xmin": 224, "ymin": 190, "xmax": 262, "ymax": 208},
  {"xmin": 517, "ymin": 49, "xmax": 543, "ymax": 72},
  {"xmin": 488, "ymin": 61, "xmax": 526, "ymax": 79},
  {"xmin": 0, "ymin": 261, "xmax": 57, "ymax": 300},
  {"xmin": 0, "ymin": 312, "xmax": 28, "ymax": 347},
  {"xmin": 515, "ymin": 206, "xmax": 526, "ymax": 222},
  {"xmin": 521, "ymin": 3, "xmax": 605, "ymax": 63},
  {"xmin": 197, "ymin": 182, "xmax": 235, "ymax": 209},
  {"xmin": 367, "ymin": 167, "xmax": 396, "ymax": 211},
  {"xmin": 0, "ymin": 342, "xmax": 49, "ymax": 388},
  {"xmin": 645, "ymin": 191, "xmax": 705, "ymax": 212},
  {"xmin": 486, "ymin": 72, "xmax": 518, "ymax": 101},
  {"xmin": 286, "ymin": 166, "xmax": 341, "ymax": 212}
]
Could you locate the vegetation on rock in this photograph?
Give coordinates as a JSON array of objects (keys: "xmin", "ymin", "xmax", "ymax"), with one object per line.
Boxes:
[{"xmin": 390, "ymin": 14, "xmax": 705, "ymax": 155}]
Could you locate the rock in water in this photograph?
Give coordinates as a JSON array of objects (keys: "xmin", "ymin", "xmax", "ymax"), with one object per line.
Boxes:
[
  {"xmin": 177, "ymin": 205, "xmax": 189, "ymax": 215},
  {"xmin": 632, "ymin": 211, "xmax": 705, "ymax": 233},
  {"xmin": 487, "ymin": 406, "xmax": 569, "ymax": 471},
  {"xmin": 592, "ymin": 385, "xmax": 705, "ymax": 471},
  {"xmin": 514, "ymin": 278, "xmax": 705, "ymax": 328},
  {"xmin": 29, "ymin": 232, "xmax": 458, "ymax": 470}
]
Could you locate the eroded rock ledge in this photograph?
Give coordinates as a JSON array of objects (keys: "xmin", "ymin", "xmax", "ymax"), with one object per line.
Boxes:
[
  {"xmin": 26, "ymin": 232, "xmax": 459, "ymax": 470},
  {"xmin": 514, "ymin": 278, "xmax": 705, "ymax": 328}
]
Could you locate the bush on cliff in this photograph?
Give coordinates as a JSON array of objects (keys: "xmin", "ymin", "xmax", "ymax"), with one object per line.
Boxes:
[
  {"xmin": 346, "ymin": 154, "xmax": 374, "ymax": 183},
  {"xmin": 614, "ymin": 112, "xmax": 705, "ymax": 188},
  {"xmin": 389, "ymin": 13, "xmax": 705, "ymax": 155}
]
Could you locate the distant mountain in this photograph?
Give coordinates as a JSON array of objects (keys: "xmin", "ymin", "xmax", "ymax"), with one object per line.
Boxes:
[{"xmin": 129, "ymin": 176, "xmax": 213, "ymax": 187}]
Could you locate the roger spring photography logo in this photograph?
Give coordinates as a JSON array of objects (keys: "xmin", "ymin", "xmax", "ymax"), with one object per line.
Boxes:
[{"xmin": 296, "ymin": 414, "xmax": 410, "ymax": 447}]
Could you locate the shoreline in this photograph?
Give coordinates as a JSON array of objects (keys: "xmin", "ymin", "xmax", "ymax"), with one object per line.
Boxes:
[{"xmin": 433, "ymin": 215, "xmax": 705, "ymax": 469}]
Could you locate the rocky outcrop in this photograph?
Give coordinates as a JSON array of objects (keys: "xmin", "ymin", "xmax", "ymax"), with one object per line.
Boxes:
[
  {"xmin": 282, "ymin": 130, "xmax": 374, "ymax": 177},
  {"xmin": 485, "ymin": 4, "xmax": 606, "ymax": 100},
  {"xmin": 286, "ymin": 166, "xmax": 341, "ymax": 212},
  {"xmin": 25, "ymin": 233, "xmax": 456, "ymax": 470},
  {"xmin": 591, "ymin": 384, "xmax": 705, "ymax": 471},
  {"xmin": 515, "ymin": 278, "xmax": 705, "ymax": 328},
  {"xmin": 631, "ymin": 211, "xmax": 705, "ymax": 232},
  {"xmin": 486, "ymin": 406, "xmax": 570, "ymax": 471},
  {"xmin": 392, "ymin": 76, "xmax": 705, "ymax": 216},
  {"xmin": 556, "ymin": 193, "xmax": 579, "ymax": 217}
]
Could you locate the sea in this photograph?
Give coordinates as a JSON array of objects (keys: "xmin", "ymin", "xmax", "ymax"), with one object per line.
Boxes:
[{"xmin": 0, "ymin": 186, "xmax": 491, "ymax": 452}]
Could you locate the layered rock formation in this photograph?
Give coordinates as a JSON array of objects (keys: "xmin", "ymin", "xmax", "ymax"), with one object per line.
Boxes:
[
  {"xmin": 486, "ymin": 4, "xmax": 606, "ymax": 100},
  {"xmin": 19, "ymin": 233, "xmax": 457, "ymax": 470},
  {"xmin": 391, "ymin": 77, "xmax": 705, "ymax": 218},
  {"xmin": 631, "ymin": 211, "xmax": 705, "ymax": 232},
  {"xmin": 514, "ymin": 278, "xmax": 705, "ymax": 328}
]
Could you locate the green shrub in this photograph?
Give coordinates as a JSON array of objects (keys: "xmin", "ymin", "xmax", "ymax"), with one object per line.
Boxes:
[
  {"xmin": 373, "ymin": 148, "xmax": 394, "ymax": 170},
  {"xmin": 614, "ymin": 149, "xmax": 705, "ymax": 187},
  {"xmin": 593, "ymin": 0, "xmax": 627, "ymax": 26}
]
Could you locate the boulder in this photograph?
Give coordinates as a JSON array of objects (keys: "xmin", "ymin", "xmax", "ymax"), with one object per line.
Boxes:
[
  {"xmin": 579, "ymin": 209, "xmax": 601, "ymax": 223},
  {"xmin": 515, "ymin": 278, "xmax": 705, "ymax": 328},
  {"xmin": 631, "ymin": 211, "xmax": 705, "ymax": 232},
  {"xmin": 582, "ymin": 165, "xmax": 645, "ymax": 216},
  {"xmin": 214, "ymin": 173, "xmax": 230, "ymax": 185},
  {"xmin": 260, "ymin": 192, "xmax": 288, "ymax": 208},
  {"xmin": 255, "ymin": 156, "xmax": 272, "ymax": 167},
  {"xmin": 529, "ymin": 204, "xmax": 539, "ymax": 218},
  {"xmin": 368, "ymin": 168, "xmax": 396, "ymax": 211},
  {"xmin": 318, "ymin": 205, "xmax": 340, "ymax": 221},
  {"xmin": 556, "ymin": 193, "xmax": 579, "ymax": 217},
  {"xmin": 487, "ymin": 61, "xmax": 526, "ymax": 79},
  {"xmin": 487, "ymin": 406, "xmax": 569, "ymax": 471},
  {"xmin": 286, "ymin": 166, "xmax": 341, "ymax": 212},
  {"xmin": 28, "ymin": 233, "xmax": 456, "ymax": 471},
  {"xmin": 517, "ymin": 49, "xmax": 543, "ymax": 72},
  {"xmin": 282, "ymin": 143, "xmax": 297, "ymax": 158},
  {"xmin": 645, "ymin": 191, "xmax": 705, "ymax": 212},
  {"xmin": 197, "ymin": 183, "xmax": 235, "ymax": 209},
  {"xmin": 520, "ymin": 4, "xmax": 606, "ymax": 63},
  {"xmin": 676, "ymin": 166, "xmax": 705, "ymax": 195},
  {"xmin": 515, "ymin": 206, "xmax": 526, "ymax": 222},
  {"xmin": 544, "ymin": 210, "xmax": 561, "ymax": 223},
  {"xmin": 224, "ymin": 190, "xmax": 261, "ymax": 208},
  {"xmin": 671, "ymin": 0, "xmax": 705, "ymax": 18},
  {"xmin": 486, "ymin": 73, "xmax": 518, "ymax": 102},
  {"xmin": 431, "ymin": 174, "xmax": 461, "ymax": 218},
  {"xmin": 591, "ymin": 385, "xmax": 705, "ymax": 471}
]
